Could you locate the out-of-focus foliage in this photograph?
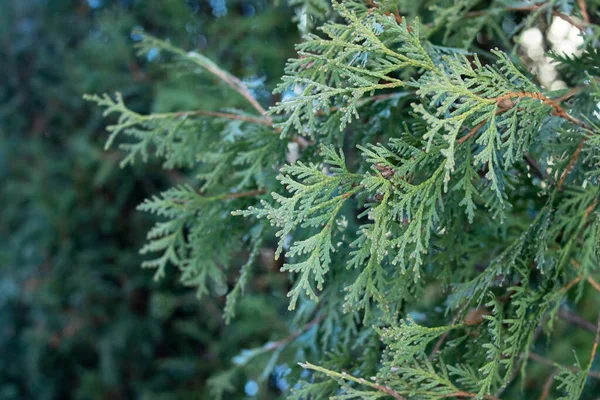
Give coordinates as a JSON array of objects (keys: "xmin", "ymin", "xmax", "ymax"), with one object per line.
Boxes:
[{"xmin": 0, "ymin": 1, "xmax": 299, "ymax": 399}]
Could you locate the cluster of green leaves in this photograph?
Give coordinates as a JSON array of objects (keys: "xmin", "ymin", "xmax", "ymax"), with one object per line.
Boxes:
[{"xmin": 89, "ymin": 0, "xmax": 600, "ymax": 399}]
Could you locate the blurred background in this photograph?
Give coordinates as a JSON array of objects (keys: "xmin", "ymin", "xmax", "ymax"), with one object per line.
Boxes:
[{"xmin": 0, "ymin": 1, "xmax": 299, "ymax": 398}]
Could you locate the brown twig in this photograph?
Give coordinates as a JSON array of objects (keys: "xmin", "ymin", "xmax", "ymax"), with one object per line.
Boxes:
[
  {"xmin": 429, "ymin": 329, "xmax": 452, "ymax": 360},
  {"xmin": 223, "ymin": 188, "xmax": 267, "ymax": 200},
  {"xmin": 528, "ymin": 352, "xmax": 600, "ymax": 380},
  {"xmin": 300, "ymin": 361, "xmax": 406, "ymax": 400},
  {"xmin": 429, "ymin": 303, "xmax": 473, "ymax": 359},
  {"xmin": 577, "ymin": 0, "xmax": 590, "ymax": 24},
  {"xmin": 524, "ymin": 153, "xmax": 547, "ymax": 180},
  {"xmin": 164, "ymin": 109, "xmax": 273, "ymax": 126},
  {"xmin": 458, "ymin": 89, "xmax": 591, "ymax": 181},
  {"xmin": 590, "ymin": 313, "xmax": 600, "ymax": 371},
  {"xmin": 554, "ymin": 87, "xmax": 580, "ymax": 103},
  {"xmin": 465, "ymin": 5, "xmax": 541, "ymax": 17},
  {"xmin": 442, "ymin": 392, "xmax": 500, "ymax": 400},
  {"xmin": 457, "ymin": 106, "xmax": 512, "ymax": 145},
  {"xmin": 551, "ymin": 10, "xmax": 585, "ymax": 32},
  {"xmin": 494, "ymin": 92, "xmax": 590, "ymax": 130},
  {"xmin": 571, "ymin": 259, "xmax": 600, "ymax": 294},
  {"xmin": 563, "ymin": 275, "xmax": 583, "ymax": 292},
  {"xmin": 490, "ymin": 91, "xmax": 592, "ymax": 190},
  {"xmin": 585, "ymin": 197, "xmax": 599, "ymax": 219},
  {"xmin": 558, "ymin": 139, "xmax": 587, "ymax": 189},
  {"xmin": 558, "ymin": 308, "xmax": 597, "ymax": 333},
  {"xmin": 196, "ymin": 56, "xmax": 271, "ymax": 124},
  {"xmin": 458, "ymin": 119, "xmax": 487, "ymax": 145},
  {"xmin": 538, "ymin": 372, "xmax": 555, "ymax": 400},
  {"xmin": 265, "ymin": 314, "xmax": 325, "ymax": 351}
]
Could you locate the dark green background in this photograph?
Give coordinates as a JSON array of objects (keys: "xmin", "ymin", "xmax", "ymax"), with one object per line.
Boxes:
[{"xmin": 0, "ymin": 1, "xmax": 298, "ymax": 398}]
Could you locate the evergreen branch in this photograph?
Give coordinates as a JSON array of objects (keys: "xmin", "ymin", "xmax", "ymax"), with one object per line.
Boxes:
[
  {"xmin": 152, "ymin": 109, "xmax": 273, "ymax": 126},
  {"xmin": 134, "ymin": 31, "xmax": 271, "ymax": 121},
  {"xmin": 379, "ymin": 316, "xmax": 463, "ymax": 367},
  {"xmin": 234, "ymin": 145, "xmax": 364, "ymax": 309},
  {"xmin": 494, "ymin": 325, "xmax": 546, "ymax": 398},
  {"xmin": 299, "ymin": 362, "xmax": 406, "ymax": 400},
  {"xmin": 493, "ymin": 92, "xmax": 590, "ymax": 130}
]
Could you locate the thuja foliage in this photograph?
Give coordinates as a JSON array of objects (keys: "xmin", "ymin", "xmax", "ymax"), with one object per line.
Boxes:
[{"xmin": 90, "ymin": 0, "xmax": 600, "ymax": 398}]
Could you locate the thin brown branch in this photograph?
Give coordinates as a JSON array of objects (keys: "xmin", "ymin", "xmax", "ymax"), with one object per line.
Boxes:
[
  {"xmin": 528, "ymin": 352, "xmax": 600, "ymax": 380},
  {"xmin": 558, "ymin": 308, "xmax": 597, "ymax": 333},
  {"xmin": 589, "ymin": 313, "xmax": 600, "ymax": 370},
  {"xmin": 197, "ymin": 57, "xmax": 271, "ymax": 124},
  {"xmin": 577, "ymin": 0, "xmax": 590, "ymax": 24},
  {"xmin": 223, "ymin": 188, "xmax": 267, "ymax": 200},
  {"xmin": 458, "ymin": 120, "xmax": 486, "ymax": 145},
  {"xmin": 167, "ymin": 109, "xmax": 273, "ymax": 126},
  {"xmin": 458, "ymin": 107, "xmax": 511, "ymax": 146},
  {"xmin": 571, "ymin": 259, "xmax": 600, "ymax": 294},
  {"xmin": 429, "ymin": 303, "xmax": 475, "ymax": 359},
  {"xmin": 552, "ymin": 9, "xmax": 585, "ymax": 32},
  {"xmin": 429, "ymin": 330, "xmax": 452, "ymax": 359},
  {"xmin": 538, "ymin": 372, "xmax": 556, "ymax": 400},
  {"xmin": 265, "ymin": 314, "xmax": 325, "ymax": 351},
  {"xmin": 563, "ymin": 275, "xmax": 583, "ymax": 292},
  {"xmin": 558, "ymin": 139, "xmax": 587, "ymax": 189},
  {"xmin": 554, "ymin": 87, "xmax": 581, "ymax": 103},
  {"xmin": 163, "ymin": 105, "xmax": 315, "ymax": 149},
  {"xmin": 442, "ymin": 391, "xmax": 500, "ymax": 400},
  {"xmin": 585, "ymin": 197, "xmax": 599, "ymax": 219},
  {"xmin": 494, "ymin": 92, "xmax": 590, "ymax": 131},
  {"xmin": 524, "ymin": 153, "xmax": 546, "ymax": 180},
  {"xmin": 300, "ymin": 361, "xmax": 406, "ymax": 400},
  {"xmin": 465, "ymin": 5, "xmax": 540, "ymax": 17}
]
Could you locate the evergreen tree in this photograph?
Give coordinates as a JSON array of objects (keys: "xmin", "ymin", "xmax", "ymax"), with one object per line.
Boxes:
[{"xmin": 88, "ymin": 0, "xmax": 600, "ymax": 399}]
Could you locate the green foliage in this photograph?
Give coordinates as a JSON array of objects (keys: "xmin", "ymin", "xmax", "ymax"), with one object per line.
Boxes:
[
  {"xmin": 82, "ymin": 0, "xmax": 600, "ymax": 399},
  {"xmin": 235, "ymin": 145, "xmax": 363, "ymax": 309}
]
